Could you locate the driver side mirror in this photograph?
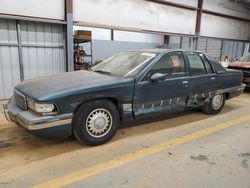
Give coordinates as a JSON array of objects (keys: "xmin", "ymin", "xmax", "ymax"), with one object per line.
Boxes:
[{"xmin": 150, "ymin": 73, "xmax": 166, "ymax": 82}]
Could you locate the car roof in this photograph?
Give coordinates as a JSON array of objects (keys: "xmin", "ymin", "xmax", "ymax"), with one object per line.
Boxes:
[{"xmin": 129, "ymin": 48, "xmax": 203, "ymax": 54}]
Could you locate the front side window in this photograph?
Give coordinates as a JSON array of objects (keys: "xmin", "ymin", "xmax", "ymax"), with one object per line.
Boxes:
[
  {"xmin": 147, "ymin": 52, "xmax": 186, "ymax": 78},
  {"xmin": 186, "ymin": 52, "xmax": 206, "ymax": 76}
]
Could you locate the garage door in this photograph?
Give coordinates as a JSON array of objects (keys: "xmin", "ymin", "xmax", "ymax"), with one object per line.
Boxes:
[{"xmin": 0, "ymin": 19, "xmax": 65, "ymax": 99}]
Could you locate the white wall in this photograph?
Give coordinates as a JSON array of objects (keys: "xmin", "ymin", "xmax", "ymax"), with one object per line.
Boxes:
[
  {"xmin": 203, "ymin": 0, "xmax": 250, "ymax": 20},
  {"xmin": 74, "ymin": 26, "xmax": 164, "ymax": 44},
  {"xmin": 74, "ymin": 0, "xmax": 250, "ymax": 41},
  {"xmin": 114, "ymin": 31, "xmax": 163, "ymax": 44},
  {"xmin": 73, "ymin": 0, "xmax": 197, "ymax": 35},
  {"xmin": 201, "ymin": 14, "xmax": 250, "ymax": 40},
  {"xmin": 74, "ymin": 26, "xmax": 111, "ymax": 40},
  {"xmin": 161, "ymin": 0, "xmax": 198, "ymax": 7},
  {"xmin": 0, "ymin": 0, "xmax": 65, "ymax": 20}
]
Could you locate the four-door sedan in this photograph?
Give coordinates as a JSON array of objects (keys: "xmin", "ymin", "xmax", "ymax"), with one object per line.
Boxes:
[{"xmin": 4, "ymin": 49, "xmax": 245, "ymax": 145}]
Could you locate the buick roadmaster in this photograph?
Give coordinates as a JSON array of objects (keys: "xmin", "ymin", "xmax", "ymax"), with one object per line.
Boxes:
[{"xmin": 4, "ymin": 49, "xmax": 245, "ymax": 145}]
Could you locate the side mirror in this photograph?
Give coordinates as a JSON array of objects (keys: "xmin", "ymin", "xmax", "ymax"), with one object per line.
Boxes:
[{"xmin": 150, "ymin": 73, "xmax": 166, "ymax": 82}]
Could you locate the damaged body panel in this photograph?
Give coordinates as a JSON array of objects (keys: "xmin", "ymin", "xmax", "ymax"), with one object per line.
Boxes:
[{"xmin": 4, "ymin": 49, "xmax": 244, "ymax": 139}]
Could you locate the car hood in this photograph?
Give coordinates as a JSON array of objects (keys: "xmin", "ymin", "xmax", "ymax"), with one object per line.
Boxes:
[
  {"xmin": 15, "ymin": 71, "xmax": 128, "ymax": 100},
  {"xmin": 228, "ymin": 61, "xmax": 250, "ymax": 69}
]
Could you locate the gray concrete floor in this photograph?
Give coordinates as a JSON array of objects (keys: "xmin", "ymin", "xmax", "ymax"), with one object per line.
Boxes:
[{"xmin": 0, "ymin": 93, "xmax": 249, "ymax": 188}]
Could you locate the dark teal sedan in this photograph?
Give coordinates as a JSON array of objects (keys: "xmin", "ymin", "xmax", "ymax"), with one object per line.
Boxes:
[{"xmin": 4, "ymin": 49, "xmax": 245, "ymax": 145}]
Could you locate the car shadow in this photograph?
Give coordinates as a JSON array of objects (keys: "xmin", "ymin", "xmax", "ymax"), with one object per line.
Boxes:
[
  {"xmin": 114, "ymin": 105, "xmax": 235, "ymax": 140},
  {"xmin": 0, "ymin": 99, "xmax": 243, "ymax": 173}
]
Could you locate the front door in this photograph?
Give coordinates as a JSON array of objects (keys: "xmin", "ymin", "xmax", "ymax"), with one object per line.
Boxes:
[{"xmin": 133, "ymin": 52, "xmax": 189, "ymax": 117}]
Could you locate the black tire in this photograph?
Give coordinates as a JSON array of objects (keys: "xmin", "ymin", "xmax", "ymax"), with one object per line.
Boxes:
[
  {"xmin": 73, "ymin": 99, "xmax": 120, "ymax": 146},
  {"xmin": 201, "ymin": 93, "xmax": 225, "ymax": 115}
]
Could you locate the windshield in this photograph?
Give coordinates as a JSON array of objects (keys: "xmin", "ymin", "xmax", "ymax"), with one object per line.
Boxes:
[
  {"xmin": 91, "ymin": 52, "xmax": 156, "ymax": 78},
  {"xmin": 240, "ymin": 53, "xmax": 250, "ymax": 62}
]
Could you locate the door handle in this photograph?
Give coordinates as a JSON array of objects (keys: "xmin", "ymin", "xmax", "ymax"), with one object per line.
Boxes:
[
  {"xmin": 210, "ymin": 77, "xmax": 216, "ymax": 80},
  {"xmin": 182, "ymin": 81, "xmax": 188, "ymax": 84}
]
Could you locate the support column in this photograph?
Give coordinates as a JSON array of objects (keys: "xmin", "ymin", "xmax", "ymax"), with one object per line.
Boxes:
[
  {"xmin": 164, "ymin": 35, "xmax": 169, "ymax": 49},
  {"xmin": 195, "ymin": 0, "xmax": 203, "ymax": 50},
  {"xmin": 65, "ymin": 0, "xmax": 74, "ymax": 71},
  {"xmin": 111, "ymin": 29, "xmax": 114, "ymax": 41},
  {"xmin": 16, "ymin": 20, "xmax": 24, "ymax": 81},
  {"xmin": 180, "ymin": 36, "xmax": 183, "ymax": 49}
]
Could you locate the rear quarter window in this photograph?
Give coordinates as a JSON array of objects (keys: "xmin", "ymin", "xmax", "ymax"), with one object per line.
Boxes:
[
  {"xmin": 199, "ymin": 53, "xmax": 214, "ymax": 74},
  {"xmin": 186, "ymin": 53, "xmax": 206, "ymax": 76}
]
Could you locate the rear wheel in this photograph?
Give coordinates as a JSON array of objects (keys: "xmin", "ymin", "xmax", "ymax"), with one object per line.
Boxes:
[
  {"xmin": 73, "ymin": 99, "xmax": 119, "ymax": 146},
  {"xmin": 201, "ymin": 93, "xmax": 225, "ymax": 115}
]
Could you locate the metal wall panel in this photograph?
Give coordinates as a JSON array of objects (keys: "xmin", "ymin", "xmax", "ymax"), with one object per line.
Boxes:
[
  {"xmin": 0, "ymin": 0, "xmax": 65, "ymax": 20},
  {"xmin": 81, "ymin": 39, "xmax": 158, "ymax": 63},
  {"xmin": 198, "ymin": 38, "xmax": 222, "ymax": 60},
  {"xmin": 22, "ymin": 47, "xmax": 65, "ymax": 80},
  {"xmin": 0, "ymin": 19, "xmax": 18, "ymax": 43},
  {"xmin": 222, "ymin": 40, "xmax": 245, "ymax": 60},
  {"xmin": 0, "ymin": 19, "xmax": 66, "ymax": 99},
  {"xmin": 0, "ymin": 19, "xmax": 20, "ymax": 99},
  {"xmin": 20, "ymin": 21, "xmax": 65, "ymax": 80},
  {"xmin": 0, "ymin": 46, "xmax": 20, "ymax": 99},
  {"xmin": 181, "ymin": 37, "xmax": 190, "ymax": 50}
]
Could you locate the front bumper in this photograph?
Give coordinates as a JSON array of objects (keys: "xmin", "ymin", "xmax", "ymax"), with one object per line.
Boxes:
[{"xmin": 3, "ymin": 98, "xmax": 73, "ymax": 131}]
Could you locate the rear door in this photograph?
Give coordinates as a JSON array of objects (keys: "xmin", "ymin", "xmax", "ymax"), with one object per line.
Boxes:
[
  {"xmin": 184, "ymin": 52, "xmax": 219, "ymax": 107},
  {"xmin": 133, "ymin": 51, "xmax": 189, "ymax": 117}
]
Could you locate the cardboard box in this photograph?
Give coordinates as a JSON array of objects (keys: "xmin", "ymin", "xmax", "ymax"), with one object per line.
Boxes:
[{"xmin": 74, "ymin": 30, "xmax": 92, "ymax": 40}]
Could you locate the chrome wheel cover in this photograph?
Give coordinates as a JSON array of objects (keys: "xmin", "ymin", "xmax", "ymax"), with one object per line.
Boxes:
[
  {"xmin": 211, "ymin": 94, "xmax": 223, "ymax": 110},
  {"xmin": 86, "ymin": 108, "xmax": 112, "ymax": 138}
]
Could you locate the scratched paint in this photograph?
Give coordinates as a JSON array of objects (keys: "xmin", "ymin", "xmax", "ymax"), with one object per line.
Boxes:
[{"xmin": 133, "ymin": 96, "xmax": 186, "ymax": 115}]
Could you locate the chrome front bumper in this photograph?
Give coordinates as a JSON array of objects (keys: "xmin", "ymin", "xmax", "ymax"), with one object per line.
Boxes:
[{"xmin": 3, "ymin": 98, "xmax": 72, "ymax": 131}]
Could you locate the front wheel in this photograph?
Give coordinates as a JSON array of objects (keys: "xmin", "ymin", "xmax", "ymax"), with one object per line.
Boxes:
[
  {"xmin": 73, "ymin": 100, "xmax": 120, "ymax": 146},
  {"xmin": 201, "ymin": 94, "xmax": 225, "ymax": 115}
]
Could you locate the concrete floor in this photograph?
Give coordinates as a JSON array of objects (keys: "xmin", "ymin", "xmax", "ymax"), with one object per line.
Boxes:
[{"xmin": 0, "ymin": 93, "xmax": 250, "ymax": 188}]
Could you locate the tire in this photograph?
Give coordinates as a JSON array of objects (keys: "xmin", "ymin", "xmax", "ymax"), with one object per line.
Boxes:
[
  {"xmin": 73, "ymin": 99, "xmax": 120, "ymax": 146},
  {"xmin": 201, "ymin": 93, "xmax": 225, "ymax": 115}
]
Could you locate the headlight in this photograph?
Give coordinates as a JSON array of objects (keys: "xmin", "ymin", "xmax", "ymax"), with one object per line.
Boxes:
[{"xmin": 27, "ymin": 98, "xmax": 58, "ymax": 116}]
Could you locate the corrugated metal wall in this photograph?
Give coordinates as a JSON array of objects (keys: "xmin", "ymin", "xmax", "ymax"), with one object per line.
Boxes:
[
  {"xmin": 0, "ymin": 19, "xmax": 65, "ymax": 99},
  {"xmin": 20, "ymin": 21, "xmax": 65, "ymax": 80},
  {"xmin": 0, "ymin": 19, "xmax": 20, "ymax": 99},
  {"xmin": 81, "ymin": 39, "xmax": 158, "ymax": 63},
  {"xmin": 222, "ymin": 40, "xmax": 245, "ymax": 60},
  {"xmin": 180, "ymin": 37, "xmax": 190, "ymax": 50},
  {"xmin": 197, "ymin": 38, "xmax": 222, "ymax": 60}
]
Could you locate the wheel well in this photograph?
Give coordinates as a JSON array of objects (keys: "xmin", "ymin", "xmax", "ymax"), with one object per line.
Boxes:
[
  {"xmin": 224, "ymin": 92, "xmax": 230, "ymax": 100},
  {"xmin": 73, "ymin": 97, "xmax": 121, "ymax": 120}
]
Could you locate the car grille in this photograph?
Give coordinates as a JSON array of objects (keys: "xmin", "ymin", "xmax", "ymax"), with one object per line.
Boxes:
[{"xmin": 14, "ymin": 89, "xmax": 27, "ymax": 110}]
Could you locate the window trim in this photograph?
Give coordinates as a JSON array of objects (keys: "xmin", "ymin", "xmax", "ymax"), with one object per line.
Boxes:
[{"xmin": 198, "ymin": 53, "xmax": 215, "ymax": 74}]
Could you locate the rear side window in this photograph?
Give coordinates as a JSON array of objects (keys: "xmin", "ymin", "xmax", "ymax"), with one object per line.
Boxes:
[
  {"xmin": 199, "ymin": 53, "xmax": 214, "ymax": 74},
  {"xmin": 186, "ymin": 53, "xmax": 206, "ymax": 76}
]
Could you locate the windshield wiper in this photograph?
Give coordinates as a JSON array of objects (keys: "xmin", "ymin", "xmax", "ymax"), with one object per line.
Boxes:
[{"xmin": 92, "ymin": 70, "xmax": 112, "ymax": 75}]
